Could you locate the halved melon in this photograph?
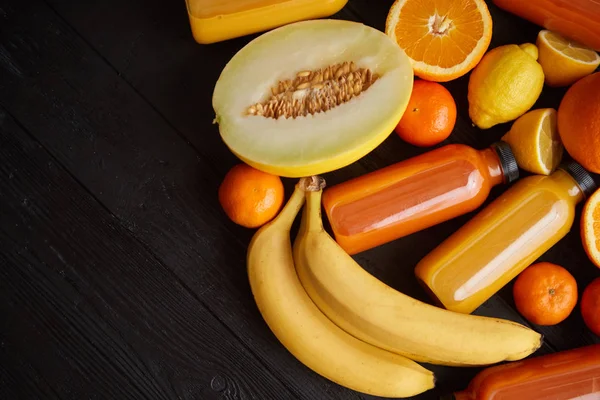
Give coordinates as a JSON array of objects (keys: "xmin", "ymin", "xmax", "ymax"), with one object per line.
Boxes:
[{"xmin": 212, "ymin": 19, "xmax": 414, "ymax": 178}]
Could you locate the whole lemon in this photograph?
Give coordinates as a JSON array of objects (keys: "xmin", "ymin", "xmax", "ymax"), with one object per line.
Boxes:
[{"xmin": 468, "ymin": 43, "xmax": 544, "ymax": 129}]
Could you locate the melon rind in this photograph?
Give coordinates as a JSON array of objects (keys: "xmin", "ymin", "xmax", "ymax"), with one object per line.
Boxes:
[{"xmin": 213, "ymin": 19, "xmax": 414, "ymax": 177}]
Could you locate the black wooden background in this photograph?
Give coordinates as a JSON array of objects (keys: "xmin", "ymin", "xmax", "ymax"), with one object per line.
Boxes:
[{"xmin": 1, "ymin": 0, "xmax": 599, "ymax": 399}]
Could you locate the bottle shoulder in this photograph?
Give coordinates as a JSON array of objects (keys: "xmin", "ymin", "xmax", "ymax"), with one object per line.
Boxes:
[{"xmin": 514, "ymin": 172, "xmax": 582, "ymax": 204}]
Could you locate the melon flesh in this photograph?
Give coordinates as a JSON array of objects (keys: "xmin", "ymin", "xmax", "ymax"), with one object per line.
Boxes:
[{"xmin": 213, "ymin": 19, "xmax": 414, "ymax": 177}]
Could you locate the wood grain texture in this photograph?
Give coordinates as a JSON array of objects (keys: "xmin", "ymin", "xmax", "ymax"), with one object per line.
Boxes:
[
  {"xmin": 0, "ymin": 340, "xmax": 60, "ymax": 400},
  {"xmin": 43, "ymin": 0, "xmax": 375, "ymax": 185},
  {"xmin": 1, "ymin": 0, "xmax": 599, "ymax": 398},
  {"xmin": 0, "ymin": 1, "xmax": 370, "ymax": 399},
  {"xmin": 43, "ymin": 0, "xmax": 598, "ymax": 355},
  {"xmin": 0, "ymin": 108, "xmax": 296, "ymax": 400}
]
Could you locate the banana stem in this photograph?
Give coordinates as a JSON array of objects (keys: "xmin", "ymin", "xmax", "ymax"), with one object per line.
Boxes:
[
  {"xmin": 306, "ymin": 187, "xmax": 325, "ymax": 233},
  {"xmin": 297, "ymin": 200, "xmax": 309, "ymax": 239},
  {"xmin": 300, "ymin": 175, "xmax": 326, "ymax": 192},
  {"xmin": 297, "ymin": 175, "xmax": 326, "ymax": 234},
  {"xmin": 273, "ymin": 183, "xmax": 306, "ymax": 231},
  {"xmin": 273, "ymin": 176, "xmax": 326, "ymax": 232}
]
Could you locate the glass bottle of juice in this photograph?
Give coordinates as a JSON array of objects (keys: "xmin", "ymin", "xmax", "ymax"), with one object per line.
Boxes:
[
  {"xmin": 322, "ymin": 142, "xmax": 519, "ymax": 255},
  {"xmin": 442, "ymin": 344, "xmax": 600, "ymax": 400},
  {"xmin": 415, "ymin": 161, "xmax": 597, "ymax": 315}
]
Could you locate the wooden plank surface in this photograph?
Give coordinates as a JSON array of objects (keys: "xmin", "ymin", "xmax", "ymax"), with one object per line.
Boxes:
[
  {"xmin": 0, "ymin": 0, "xmax": 366, "ymax": 398},
  {"xmin": 0, "ymin": 0, "xmax": 599, "ymax": 399},
  {"xmin": 43, "ymin": 0, "xmax": 600, "ymax": 352},
  {"xmin": 0, "ymin": 108, "xmax": 298, "ymax": 399}
]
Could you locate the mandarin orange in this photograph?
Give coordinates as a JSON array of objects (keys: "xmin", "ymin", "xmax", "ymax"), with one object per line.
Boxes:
[
  {"xmin": 218, "ymin": 163, "xmax": 284, "ymax": 228},
  {"xmin": 513, "ymin": 262, "xmax": 578, "ymax": 326},
  {"xmin": 581, "ymin": 277, "xmax": 600, "ymax": 337},
  {"xmin": 394, "ymin": 80, "xmax": 457, "ymax": 147}
]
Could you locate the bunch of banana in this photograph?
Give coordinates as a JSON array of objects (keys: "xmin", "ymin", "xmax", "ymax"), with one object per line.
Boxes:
[
  {"xmin": 246, "ymin": 177, "xmax": 435, "ymax": 398},
  {"xmin": 292, "ymin": 180, "xmax": 543, "ymax": 367}
]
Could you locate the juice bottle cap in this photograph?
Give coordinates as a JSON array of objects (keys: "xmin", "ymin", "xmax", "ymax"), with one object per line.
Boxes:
[
  {"xmin": 491, "ymin": 141, "xmax": 519, "ymax": 184},
  {"xmin": 559, "ymin": 161, "xmax": 597, "ymax": 198}
]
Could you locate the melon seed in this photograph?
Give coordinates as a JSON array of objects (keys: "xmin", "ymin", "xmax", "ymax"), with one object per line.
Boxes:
[{"xmin": 247, "ymin": 61, "xmax": 379, "ymax": 119}]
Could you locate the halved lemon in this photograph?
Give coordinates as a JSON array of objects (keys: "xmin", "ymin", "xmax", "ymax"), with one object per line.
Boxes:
[
  {"xmin": 213, "ymin": 19, "xmax": 414, "ymax": 178},
  {"xmin": 385, "ymin": 0, "xmax": 493, "ymax": 82},
  {"xmin": 501, "ymin": 108, "xmax": 563, "ymax": 175},
  {"xmin": 537, "ymin": 30, "xmax": 600, "ymax": 87}
]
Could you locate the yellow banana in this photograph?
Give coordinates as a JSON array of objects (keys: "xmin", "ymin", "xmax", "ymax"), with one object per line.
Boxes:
[
  {"xmin": 247, "ymin": 177, "xmax": 435, "ymax": 398},
  {"xmin": 293, "ymin": 184, "xmax": 543, "ymax": 367}
]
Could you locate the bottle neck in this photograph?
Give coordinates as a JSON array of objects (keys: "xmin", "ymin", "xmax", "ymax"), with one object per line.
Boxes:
[
  {"xmin": 480, "ymin": 147, "xmax": 505, "ymax": 187},
  {"xmin": 551, "ymin": 168, "xmax": 585, "ymax": 205}
]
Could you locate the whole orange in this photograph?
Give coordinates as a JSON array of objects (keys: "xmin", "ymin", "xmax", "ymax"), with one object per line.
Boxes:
[
  {"xmin": 513, "ymin": 262, "xmax": 578, "ymax": 326},
  {"xmin": 218, "ymin": 163, "xmax": 284, "ymax": 229},
  {"xmin": 581, "ymin": 277, "xmax": 600, "ymax": 336},
  {"xmin": 394, "ymin": 80, "xmax": 457, "ymax": 147},
  {"xmin": 557, "ymin": 72, "xmax": 600, "ymax": 173}
]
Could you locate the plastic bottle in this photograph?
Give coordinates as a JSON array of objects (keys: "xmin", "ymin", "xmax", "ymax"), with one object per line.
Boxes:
[
  {"xmin": 442, "ymin": 344, "xmax": 600, "ymax": 400},
  {"xmin": 493, "ymin": 0, "xmax": 600, "ymax": 51},
  {"xmin": 415, "ymin": 161, "xmax": 597, "ymax": 315},
  {"xmin": 322, "ymin": 142, "xmax": 519, "ymax": 255},
  {"xmin": 186, "ymin": 0, "xmax": 348, "ymax": 44}
]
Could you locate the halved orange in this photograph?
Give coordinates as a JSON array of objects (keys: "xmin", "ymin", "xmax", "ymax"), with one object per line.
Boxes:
[
  {"xmin": 582, "ymin": 188, "xmax": 600, "ymax": 269},
  {"xmin": 385, "ymin": 0, "xmax": 493, "ymax": 82}
]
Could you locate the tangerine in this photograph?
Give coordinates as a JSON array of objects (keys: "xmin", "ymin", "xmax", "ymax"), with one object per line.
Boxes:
[
  {"xmin": 513, "ymin": 262, "xmax": 578, "ymax": 326},
  {"xmin": 557, "ymin": 72, "xmax": 600, "ymax": 173},
  {"xmin": 581, "ymin": 277, "xmax": 600, "ymax": 337},
  {"xmin": 218, "ymin": 163, "xmax": 284, "ymax": 228},
  {"xmin": 394, "ymin": 80, "xmax": 457, "ymax": 147}
]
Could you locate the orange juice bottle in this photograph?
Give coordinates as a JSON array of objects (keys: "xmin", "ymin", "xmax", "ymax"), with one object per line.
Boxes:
[
  {"xmin": 493, "ymin": 0, "xmax": 600, "ymax": 51},
  {"xmin": 444, "ymin": 344, "xmax": 600, "ymax": 400},
  {"xmin": 415, "ymin": 161, "xmax": 597, "ymax": 315},
  {"xmin": 322, "ymin": 142, "xmax": 519, "ymax": 255},
  {"xmin": 186, "ymin": 0, "xmax": 349, "ymax": 44}
]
